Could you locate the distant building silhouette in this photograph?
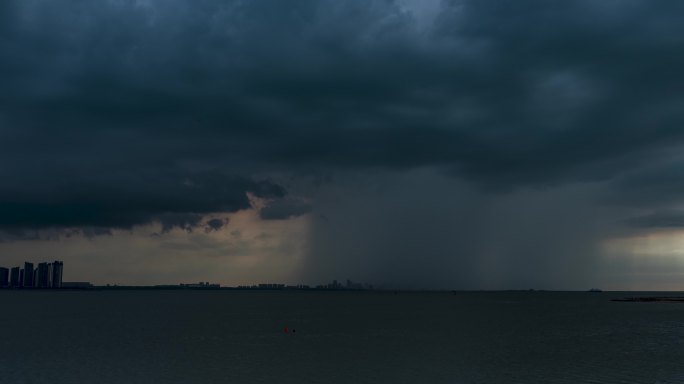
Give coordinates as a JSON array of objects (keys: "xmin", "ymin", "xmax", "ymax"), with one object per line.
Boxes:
[
  {"xmin": 23, "ymin": 262, "xmax": 34, "ymax": 288},
  {"xmin": 10, "ymin": 267, "xmax": 20, "ymax": 287},
  {"xmin": 52, "ymin": 261, "xmax": 63, "ymax": 288},
  {"xmin": 0, "ymin": 267, "xmax": 8, "ymax": 288},
  {"xmin": 180, "ymin": 282, "xmax": 221, "ymax": 288},
  {"xmin": 61, "ymin": 282, "xmax": 92, "ymax": 288},
  {"xmin": 0, "ymin": 261, "xmax": 64, "ymax": 289},
  {"xmin": 47, "ymin": 263, "xmax": 53, "ymax": 286},
  {"xmin": 36, "ymin": 262, "xmax": 50, "ymax": 288},
  {"xmin": 257, "ymin": 283, "xmax": 284, "ymax": 289}
]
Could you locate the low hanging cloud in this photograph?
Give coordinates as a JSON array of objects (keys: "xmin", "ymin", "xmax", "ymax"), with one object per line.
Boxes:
[
  {"xmin": 259, "ymin": 198, "xmax": 313, "ymax": 220},
  {"xmin": 0, "ymin": 171, "xmax": 284, "ymax": 238},
  {"xmin": 205, "ymin": 217, "xmax": 229, "ymax": 233},
  {"xmin": 624, "ymin": 210, "xmax": 684, "ymax": 230}
]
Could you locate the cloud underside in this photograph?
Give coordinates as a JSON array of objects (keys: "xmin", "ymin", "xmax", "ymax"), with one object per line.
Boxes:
[
  {"xmin": 1, "ymin": 0, "xmax": 684, "ymax": 235},
  {"xmin": 0, "ymin": 173, "xmax": 283, "ymax": 238}
]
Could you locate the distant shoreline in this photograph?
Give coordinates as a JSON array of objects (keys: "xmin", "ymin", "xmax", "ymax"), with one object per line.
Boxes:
[
  {"xmin": 612, "ymin": 297, "xmax": 684, "ymax": 302},
  {"xmin": 3, "ymin": 287, "xmax": 684, "ymax": 296}
]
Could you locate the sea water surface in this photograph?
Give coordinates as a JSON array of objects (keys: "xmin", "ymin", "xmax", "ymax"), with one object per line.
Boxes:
[{"xmin": 1, "ymin": 290, "xmax": 683, "ymax": 383}]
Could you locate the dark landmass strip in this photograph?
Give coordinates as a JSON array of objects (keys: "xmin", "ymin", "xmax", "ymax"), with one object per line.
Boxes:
[{"xmin": 612, "ymin": 297, "xmax": 684, "ymax": 302}]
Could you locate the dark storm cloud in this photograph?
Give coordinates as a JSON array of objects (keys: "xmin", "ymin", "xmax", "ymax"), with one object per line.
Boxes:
[
  {"xmin": 205, "ymin": 218, "xmax": 228, "ymax": 233},
  {"xmin": 2, "ymin": 0, "xmax": 684, "ymax": 235},
  {"xmin": 158, "ymin": 213, "xmax": 204, "ymax": 234},
  {"xmin": 0, "ymin": 171, "xmax": 283, "ymax": 235},
  {"xmin": 604, "ymin": 158, "xmax": 684, "ymax": 208},
  {"xmin": 624, "ymin": 210, "xmax": 684, "ymax": 229},
  {"xmin": 79, "ymin": 227, "xmax": 114, "ymax": 238},
  {"xmin": 259, "ymin": 198, "xmax": 312, "ymax": 220}
]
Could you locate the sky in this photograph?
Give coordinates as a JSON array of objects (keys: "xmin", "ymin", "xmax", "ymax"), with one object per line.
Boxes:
[{"xmin": 2, "ymin": 0, "xmax": 684, "ymax": 289}]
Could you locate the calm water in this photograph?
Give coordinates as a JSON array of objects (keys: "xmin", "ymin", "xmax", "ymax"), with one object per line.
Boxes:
[{"xmin": 1, "ymin": 290, "xmax": 683, "ymax": 383}]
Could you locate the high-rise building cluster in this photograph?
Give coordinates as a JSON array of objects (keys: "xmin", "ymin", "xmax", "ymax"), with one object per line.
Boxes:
[{"xmin": 0, "ymin": 261, "xmax": 63, "ymax": 289}]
